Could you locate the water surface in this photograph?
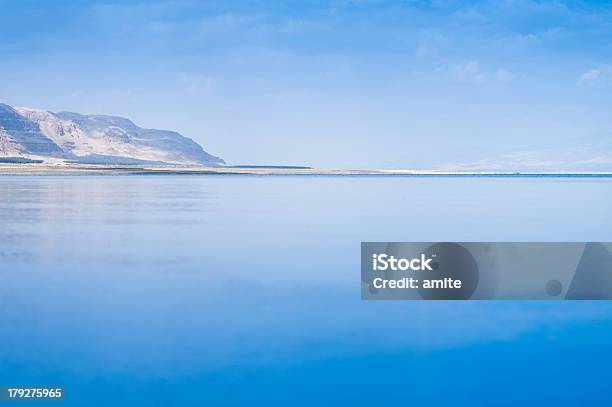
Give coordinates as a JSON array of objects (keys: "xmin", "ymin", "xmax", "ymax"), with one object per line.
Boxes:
[{"xmin": 1, "ymin": 175, "xmax": 612, "ymax": 406}]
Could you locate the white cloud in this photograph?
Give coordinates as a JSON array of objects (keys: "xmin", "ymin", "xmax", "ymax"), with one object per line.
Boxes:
[
  {"xmin": 70, "ymin": 89, "xmax": 85, "ymax": 98},
  {"xmin": 579, "ymin": 65, "xmax": 612, "ymax": 87},
  {"xmin": 453, "ymin": 61, "xmax": 488, "ymax": 83},
  {"xmin": 451, "ymin": 7, "xmax": 488, "ymax": 22},
  {"xmin": 451, "ymin": 61, "xmax": 512, "ymax": 85},
  {"xmin": 177, "ymin": 73, "xmax": 214, "ymax": 95},
  {"xmin": 495, "ymin": 68, "xmax": 514, "ymax": 83},
  {"xmin": 198, "ymin": 13, "xmax": 262, "ymax": 37}
]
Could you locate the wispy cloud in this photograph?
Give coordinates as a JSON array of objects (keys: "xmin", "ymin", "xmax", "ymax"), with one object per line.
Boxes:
[
  {"xmin": 177, "ymin": 73, "xmax": 214, "ymax": 95},
  {"xmin": 451, "ymin": 61, "xmax": 513, "ymax": 85},
  {"xmin": 453, "ymin": 61, "xmax": 488, "ymax": 83},
  {"xmin": 579, "ymin": 65, "xmax": 612, "ymax": 88},
  {"xmin": 415, "ymin": 43, "xmax": 433, "ymax": 58}
]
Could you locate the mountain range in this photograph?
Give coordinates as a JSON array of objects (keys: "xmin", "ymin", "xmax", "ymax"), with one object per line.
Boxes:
[{"xmin": 0, "ymin": 103, "xmax": 224, "ymax": 165}]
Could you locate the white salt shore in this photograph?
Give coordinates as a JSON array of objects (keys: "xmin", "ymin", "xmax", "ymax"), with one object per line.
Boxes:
[{"xmin": 1, "ymin": 164, "xmax": 612, "ymax": 176}]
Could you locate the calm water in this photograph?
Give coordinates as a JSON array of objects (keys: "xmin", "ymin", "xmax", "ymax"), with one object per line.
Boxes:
[{"xmin": 1, "ymin": 175, "xmax": 612, "ymax": 406}]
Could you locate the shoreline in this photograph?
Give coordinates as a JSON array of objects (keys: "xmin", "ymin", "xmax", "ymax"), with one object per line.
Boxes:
[{"xmin": 1, "ymin": 164, "xmax": 612, "ymax": 177}]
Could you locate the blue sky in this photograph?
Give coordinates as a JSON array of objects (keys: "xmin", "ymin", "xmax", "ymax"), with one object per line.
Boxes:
[{"xmin": 1, "ymin": 0, "xmax": 612, "ymax": 168}]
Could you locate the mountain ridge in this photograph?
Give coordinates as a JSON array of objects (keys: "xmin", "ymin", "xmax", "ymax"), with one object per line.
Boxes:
[{"xmin": 0, "ymin": 103, "xmax": 224, "ymax": 165}]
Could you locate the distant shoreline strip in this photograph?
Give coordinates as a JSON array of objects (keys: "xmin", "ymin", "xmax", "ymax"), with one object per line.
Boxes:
[{"xmin": 1, "ymin": 165, "xmax": 612, "ymax": 177}]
